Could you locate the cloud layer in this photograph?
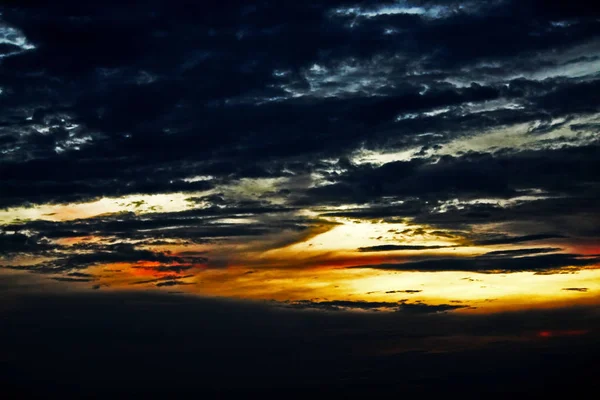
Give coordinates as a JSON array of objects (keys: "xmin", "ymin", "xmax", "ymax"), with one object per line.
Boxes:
[{"xmin": 0, "ymin": 0, "xmax": 599, "ymax": 306}]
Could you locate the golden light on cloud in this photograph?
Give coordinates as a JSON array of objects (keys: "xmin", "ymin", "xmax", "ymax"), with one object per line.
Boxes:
[
  {"xmin": 0, "ymin": 192, "xmax": 208, "ymax": 224},
  {"xmin": 4, "ymin": 197, "xmax": 598, "ymax": 318},
  {"xmin": 282, "ymin": 218, "xmax": 460, "ymax": 252},
  {"xmin": 83, "ymin": 257, "xmax": 600, "ymax": 314}
]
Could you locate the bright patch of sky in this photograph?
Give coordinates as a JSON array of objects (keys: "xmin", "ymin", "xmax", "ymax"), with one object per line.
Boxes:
[
  {"xmin": 285, "ymin": 218, "xmax": 458, "ymax": 253},
  {"xmin": 347, "ymin": 269, "xmax": 600, "ymax": 312},
  {"xmin": 0, "ymin": 192, "xmax": 210, "ymax": 224}
]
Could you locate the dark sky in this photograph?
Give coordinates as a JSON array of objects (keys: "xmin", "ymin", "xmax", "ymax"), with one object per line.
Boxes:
[{"xmin": 1, "ymin": 0, "xmax": 600, "ymax": 396}]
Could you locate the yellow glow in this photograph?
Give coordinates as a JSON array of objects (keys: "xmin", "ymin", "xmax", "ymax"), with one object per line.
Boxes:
[
  {"xmin": 284, "ymin": 218, "xmax": 460, "ymax": 252},
  {"xmin": 345, "ymin": 269, "xmax": 600, "ymax": 311},
  {"xmin": 0, "ymin": 192, "xmax": 209, "ymax": 223},
  {"xmin": 3, "ymin": 191, "xmax": 599, "ymax": 317},
  {"xmin": 84, "ymin": 259, "xmax": 600, "ymax": 314}
]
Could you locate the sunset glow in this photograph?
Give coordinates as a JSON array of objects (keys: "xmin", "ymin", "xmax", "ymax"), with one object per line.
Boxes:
[{"xmin": 2, "ymin": 1, "xmax": 600, "ymax": 396}]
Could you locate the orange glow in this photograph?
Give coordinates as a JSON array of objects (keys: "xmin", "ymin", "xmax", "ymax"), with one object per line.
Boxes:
[
  {"xmin": 126, "ymin": 261, "xmax": 206, "ymax": 277},
  {"xmin": 3, "ymin": 196, "xmax": 600, "ymax": 317},
  {"xmin": 570, "ymin": 244, "xmax": 600, "ymax": 256},
  {"xmin": 79, "ymin": 261, "xmax": 600, "ymax": 314}
]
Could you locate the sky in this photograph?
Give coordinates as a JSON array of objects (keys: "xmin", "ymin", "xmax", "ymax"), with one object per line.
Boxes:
[{"xmin": 1, "ymin": 0, "xmax": 600, "ymax": 396}]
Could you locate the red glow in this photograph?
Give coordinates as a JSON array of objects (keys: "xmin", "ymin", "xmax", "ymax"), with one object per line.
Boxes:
[
  {"xmin": 538, "ymin": 329, "xmax": 589, "ymax": 338},
  {"xmin": 127, "ymin": 261, "xmax": 206, "ymax": 278},
  {"xmin": 568, "ymin": 243, "xmax": 600, "ymax": 256}
]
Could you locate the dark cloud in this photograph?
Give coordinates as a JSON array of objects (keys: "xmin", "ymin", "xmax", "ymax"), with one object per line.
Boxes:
[
  {"xmin": 0, "ymin": 232, "xmax": 57, "ymax": 256},
  {"xmin": 321, "ymin": 200, "xmax": 427, "ymax": 219},
  {"xmin": 91, "ymin": 283, "xmax": 108, "ymax": 290},
  {"xmin": 67, "ymin": 272, "xmax": 94, "ymax": 278},
  {"xmin": 3, "ymin": 206, "xmax": 299, "ymax": 240},
  {"xmin": 281, "ymin": 299, "xmax": 401, "ymax": 311},
  {"xmin": 414, "ymin": 194, "xmax": 600, "ymax": 238},
  {"xmin": 482, "ymin": 248, "xmax": 562, "ymax": 257},
  {"xmin": 350, "ymin": 252, "xmax": 600, "ymax": 274},
  {"xmin": 300, "ymin": 145, "xmax": 600, "ymax": 207},
  {"xmin": 130, "ymin": 274, "xmax": 194, "ymax": 286},
  {"xmin": 51, "ymin": 277, "xmax": 94, "ymax": 282},
  {"xmin": 2, "ymin": 242, "xmax": 205, "ymax": 275},
  {"xmin": 281, "ymin": 299, "xmax": 467, "ymax": 313},
  {"xmin": 155, "ymin": 280, "xmax": 194, "ymax": 287},
  {"xmin": 132, "ymin": 264, "xmax": 197, "ymax": 274},
  {"xmin": 0, "ymin": 0, "xmax": 596, "ymax": 298},
  {"xmin": 0, "ymin": 0, "xmax": 598, "ymax": 210},
  {"xmin": 56, "ymin": 243, "xmax": 197, "ymax": 267},
  {"xmin": 0, "ymin": 177, "xmax": 214, "ymax": 209},
  {"xmin": 473, "ymin": 233, "xmax": 567, "ymax": 246},
  {"xmin": 386, "ymin": 290, "xmax": 422, "ymax": 294},
  {"xmin": 397, "ymin": 301, "xmax": 469, "ymax": 314},
  {"xmin": 358, "ymin": 244, "xmax": 451, "ymax": 252}
]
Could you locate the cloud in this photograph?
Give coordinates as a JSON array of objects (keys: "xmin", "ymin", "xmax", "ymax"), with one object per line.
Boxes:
[
  {"xmin": 386, "ymin": 290, "xmax": 422, "ymax": 294},
  {"xmin": 281, "ymin": 299, "xmax": 467, "ymax": 313},
  {"xmin": 51, "ymin": 277, "xmax": 94, "ymax": 282},
  {"xmin": 0, "ymin": 232, "xmax": 57, "ymax": 255},
  {"xmin": 130, "ymin": 274, "xmax": 195, "ymax": 286},
  {"xmin": 0, "ymin": 0, "xmax": 598, "ymax": 330},
  {"xmin": 350, "ymin": 252, "xmax": 600, "ymax": 274},
  {"xmin": 0, "ymin": 2, "xmax": 599, "ymax": 395},
  {"xmin": 482, "ymin": 248, "xmax": 561, "ymax": 256},
  {"xmin": 358, "ymin": 244, "xmax": 451, "ymax": 252},
  {"xmin": 67, "ymin": 272, "xmax": 94, "ymax": 278},
  {"xmin": 1, "ymin": 242, "xmax": 205, "ymax": 276},
  {"xmin": 0, "ymin": 0, "xmax": 597, "ymax": 210},
  {"xmin": 473, "ymin": 234, "xmax": 567, "ymax": 246},
  {"xmin": 300, "ymin": 145, "xmax": 600, "ymax": 208},
  {"xmin": 155, "ymin": 280, "xmax": 194, "ymax": 287}
]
